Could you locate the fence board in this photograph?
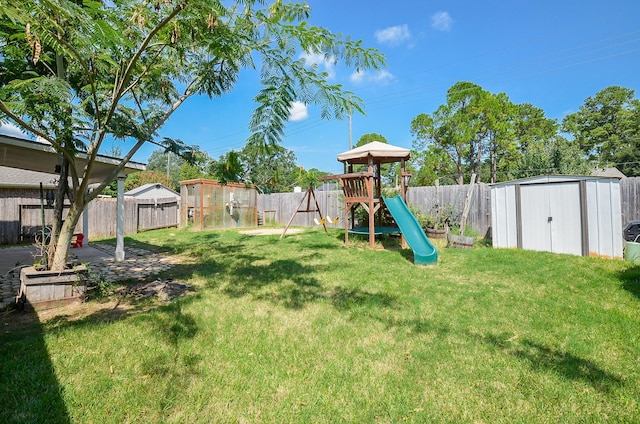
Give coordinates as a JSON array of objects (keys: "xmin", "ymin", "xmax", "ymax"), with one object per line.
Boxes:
[
  {"xmin": 258, "ymin": 189, "xmax": 344, "ymax": 229},
  {"xmin": 136, "ymin": 197, "xmax": 179, "ymax": 231},
  {"xmin": 620, "ymin": 176, "xmax": 640, "ymax": 226}
]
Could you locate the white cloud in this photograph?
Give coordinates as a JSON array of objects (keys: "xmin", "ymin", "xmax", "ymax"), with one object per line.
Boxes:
[
  {"xmin": 374, "ymin": 24, "xmax": 411, "ymax": 45},
  {"xmin": 299, "ymin": 51, "xmax": 336, "ymax": 79},
  {"xmin": 0, "ymin": 121, "xmax": 28, "ymax": 138},
  {"xmin": 431, "ymin": 11, "xmax": 453, "ymax": 31},
  {"xmin": 350, "ymin": 70, "xmax": 365, "ymax": 84},
  {"xmin": 370, "ymin": 70, "xmax": 394, "ymax": 83},
  {"xmin": 350, "ymin": 69, "xmax": 394, "ymax": 84},
  {"xmin": 288, "ymin": 101, "xmax": 308, "ymax": 122}
]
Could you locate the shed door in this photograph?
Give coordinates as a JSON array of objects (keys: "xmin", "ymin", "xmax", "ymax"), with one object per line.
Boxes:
[{"xmin": 520, "ymin": 182, "xmax": 583, "ymax": 255}]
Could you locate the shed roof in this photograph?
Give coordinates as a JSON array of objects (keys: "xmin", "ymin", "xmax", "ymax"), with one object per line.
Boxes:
[
  {"xmin": 491, "ymin": 174, "xmax": 621, "ymax": 188},
  {"xmin": 336, "ymin": 141, "xmax": 410, "ymax": 165},
  {"xmin": 125, "ymin": 183, "xmax": 179, "ymax": 198}
]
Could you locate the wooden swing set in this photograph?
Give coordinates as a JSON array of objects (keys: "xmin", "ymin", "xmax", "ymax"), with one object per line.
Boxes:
[{"xmin": 280, "ymin": 185, "xmax": 337, "ymax": 238}]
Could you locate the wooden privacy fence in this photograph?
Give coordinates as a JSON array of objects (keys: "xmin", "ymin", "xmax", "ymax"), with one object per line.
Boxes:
[
  {"xmin": 259, "ymin": 177, "xmax": 640, "ymax": 238},
  {"xmin": 0, "ymin": 193, "xmax": 179, "ymax": 244},
  {"xmin": 258, "ymin": 190, "xmax": 344, "ymax": 229},
  {"xmin": 2, "ymin": 177, "xmax": 639, "ymax": 245},
  {"xmin": 85, "ymin": 197, "xmax": 179, "ymax": 239},
  {"xmin": 258, "ymin": 184, "xmax": 493, "ymax": 236},
  {"xmin": 620, "ymin": 176, "xmax": 640, "ymax": 227},
  {"xmin": 406, "ymin": 184, "xmax": 492, "ymax": 237}
]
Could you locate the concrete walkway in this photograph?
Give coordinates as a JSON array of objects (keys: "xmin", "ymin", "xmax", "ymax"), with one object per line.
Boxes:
[{"xmin": 0, "ymin": 243, "xmax": 181, "ymax": 309}]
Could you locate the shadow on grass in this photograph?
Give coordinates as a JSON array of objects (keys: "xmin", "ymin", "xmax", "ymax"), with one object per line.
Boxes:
[
  {"xmin": 0, "ymin": 310, "xmax": 71, "ymax": 424},
  {"xmin": 618, "ymin": 264, "xmax": 640, "ymax": 300},
  {"xmin": 103, "ymin": 231, "xmax": 228, "ymax": 256},
  {"xmin": 219, "ymin": 254, "xmax": 328, "ymax": 309},
  {"xmin": 376, "ymin": 315, "xmax": 624, "ymax": 394},
  {"xmin": 331, "ymin": 286, "xmax": 398, "ymax": 311},
  {"xmin": 483, "ymin": 333, "xmax": 624, "ymax": 394},
  {"xmin": 2, "ymin": 294, "xmax": 204, "ymax": 422},
  {"xmin": 135, "ymin": 299, "xmax": 203, "ymax": 416}
]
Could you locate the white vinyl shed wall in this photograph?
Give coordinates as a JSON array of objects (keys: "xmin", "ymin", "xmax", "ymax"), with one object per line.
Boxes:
[{"xmin": 491, "ymin": 175, "xmax": 623, "ymax": 259}]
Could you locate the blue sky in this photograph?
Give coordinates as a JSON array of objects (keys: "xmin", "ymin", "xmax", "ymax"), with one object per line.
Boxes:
[{"xmin": 3, "ymin": 0, "xmax": 640, "ymax": 175}]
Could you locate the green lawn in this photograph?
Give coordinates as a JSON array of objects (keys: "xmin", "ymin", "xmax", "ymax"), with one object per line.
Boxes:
[{"xmin": 1, "ymin": 227, "xmax": 639, "ymax": 423}]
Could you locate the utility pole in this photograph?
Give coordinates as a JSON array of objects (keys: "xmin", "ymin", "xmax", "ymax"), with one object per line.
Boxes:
[{"xmin": 348, "ymin": 95, "xmax": 352, "ymax": 150}]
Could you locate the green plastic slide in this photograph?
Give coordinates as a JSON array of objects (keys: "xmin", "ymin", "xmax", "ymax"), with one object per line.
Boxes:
[{"xmin": 382, "ymin": 195, "xmax": 438, "ymax": 265}]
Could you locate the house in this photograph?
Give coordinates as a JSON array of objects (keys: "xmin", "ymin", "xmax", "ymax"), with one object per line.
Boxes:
[
  {"xmin": 591, "ymin": 167, "xmax": 626, "ymax": 179},
  {"xmin": 0, "ymin": 134, "xmax": 145, "ymax": 248},
  {"xmin": 0, "ymin": 166, "xmax": 82, "ymax": 244}
]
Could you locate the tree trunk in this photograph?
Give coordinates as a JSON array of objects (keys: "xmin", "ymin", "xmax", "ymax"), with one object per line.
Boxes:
[
  {"xmin": 50, "ymin": 198, "xmax": 84, "ymax": 271},
  {"xmin": 47, "ymin": 157, "xmax": 70, "ymax": 269}
]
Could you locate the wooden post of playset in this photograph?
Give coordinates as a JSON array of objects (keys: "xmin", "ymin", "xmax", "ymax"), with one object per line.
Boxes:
[{"xmin": 280, "ymin": 185, "xmax": 327, "ymax": 239}]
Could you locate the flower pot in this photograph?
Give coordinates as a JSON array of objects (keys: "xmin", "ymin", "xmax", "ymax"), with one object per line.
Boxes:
[
  {"xmin": 447, "ymin": 233, "xmax": 474, "ymax": 249},
  {"xmin": 625, "ymin": 241, "xmax": 640, "ymax": 263},
  {"xmin": 19, "ymin": 265, "xmax": 87, "ymax": 310},
  {"xmin": 426, "ymin": 227, "xmax": 447, "ymax": 239}
]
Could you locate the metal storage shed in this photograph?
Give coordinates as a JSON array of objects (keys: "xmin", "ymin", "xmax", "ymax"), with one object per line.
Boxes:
[{"xmin": 491, "ymin": 175, "xmax": 623, "ymax": 259}]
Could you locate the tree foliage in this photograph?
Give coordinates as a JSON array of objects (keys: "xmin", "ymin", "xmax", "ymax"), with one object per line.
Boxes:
[
  {"xmin": 238, "ymin": 143, "xmax": 299, "ymax": 193},
  {"xmin": 562, "ymin": 86, "xmax": 640, "ymax": 176},
  {"xmin": 0, "ymin": 0, "xmax": 384, "ymax": 270},
  {"xmin": 411, "ymin": 81, "xmax": 602, "ymax": 185},
  {"xmin": 145, "ymin": 149, "xmax": 186, "ymax": 190},
  {"xmin": 355, "ymin": 132, "xmax": 387, "ymax": 147}
]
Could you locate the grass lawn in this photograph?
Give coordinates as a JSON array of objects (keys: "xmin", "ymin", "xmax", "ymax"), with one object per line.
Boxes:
[{"xmin": 1, "ymin": 227, "xmax": 639, "ymax": 423}]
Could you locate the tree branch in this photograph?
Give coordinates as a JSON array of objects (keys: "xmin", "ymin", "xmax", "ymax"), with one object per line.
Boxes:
[
  {"xmin": 0, "ymin": 99, "xmax": 77, "ymax": 165},
  {"xmin": 84, "ymin": 75, "xmax": 200, "ymax": 203}
]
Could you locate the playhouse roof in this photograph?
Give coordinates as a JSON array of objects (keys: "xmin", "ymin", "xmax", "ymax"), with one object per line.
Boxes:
[{"xmin": 337, "ymin": 141, "xmax": 410, "ymax": 165}]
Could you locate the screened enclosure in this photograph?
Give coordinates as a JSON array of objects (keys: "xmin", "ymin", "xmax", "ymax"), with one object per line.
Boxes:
[{"xmin": 180, "ymin": 179, "xmax": 257, "ymax": 229}]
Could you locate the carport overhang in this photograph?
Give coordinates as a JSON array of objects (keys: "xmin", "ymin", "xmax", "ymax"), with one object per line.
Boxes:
[
  {"xmin": 0, "ymin": 134, "xmax": 146, "ymax": 261},
  {"xmin": 0, "ymin": 134, "xmax": 145, "ymax": 182}
]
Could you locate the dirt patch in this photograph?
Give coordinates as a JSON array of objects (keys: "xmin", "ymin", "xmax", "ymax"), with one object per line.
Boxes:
[
  {"xmin": 124, "ymin": 279, "xmax": 194, "ymax": 302},
  {"xmin": 239, "ymin": 228, "xmax": 304, "ymax": 236},
  {"xmin": 1, "ymin": 279, "xmax": 194, "ymax": 331}
]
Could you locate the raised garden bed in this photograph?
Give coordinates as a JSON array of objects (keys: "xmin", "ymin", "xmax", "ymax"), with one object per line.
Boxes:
[{"xmin": 19, "ymin": 265, "xmax": 87, "ymax": 310}]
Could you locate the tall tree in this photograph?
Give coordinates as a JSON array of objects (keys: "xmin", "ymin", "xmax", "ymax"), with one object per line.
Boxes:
[
  {"xmin": 239, "ymin": 143, "xmax": 299, "ymax": 193},
  {"xmin": 562, "ymin": 86, "xmax": 640, "ymax": 176},
  {"xmin": 514, "ymin": 135, "xmax": 592, "ymax": 178},
  {"xmin": 411, "ymin": 82, "xmax": 487, "ymax": 185},
  {"xmin": 355, "ymin": 132, "xmax": 387, "ymax": 147},
  {"xmin": 146, "ymin": 149, "xmax": 187, "ymax": 190},
  {"xmin": 0, "ymin": 0, "xmax": 384, "ymax": 270},
  {"xmin": 483, "ymin": 92, "xmax": 515, "ymax": 183}
]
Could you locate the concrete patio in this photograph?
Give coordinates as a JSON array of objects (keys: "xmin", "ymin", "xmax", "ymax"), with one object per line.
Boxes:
[{"xmin": 0, "ymin": 243, "xmax": 181, "ymax": 309}]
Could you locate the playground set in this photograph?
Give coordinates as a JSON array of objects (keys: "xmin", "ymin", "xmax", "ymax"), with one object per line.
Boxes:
[{"xmin": 282, "ymin": 141, "xmax": 438, "ymax": 265}]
